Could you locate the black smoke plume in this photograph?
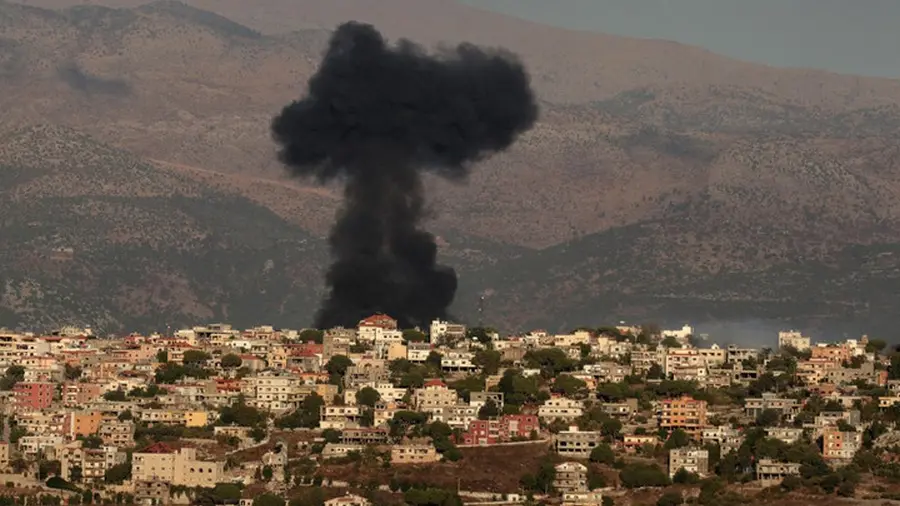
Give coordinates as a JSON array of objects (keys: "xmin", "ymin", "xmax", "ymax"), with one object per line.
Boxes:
[{"xmin": 272, "ymin": 22, "xmax": 538, "ymax": 329}]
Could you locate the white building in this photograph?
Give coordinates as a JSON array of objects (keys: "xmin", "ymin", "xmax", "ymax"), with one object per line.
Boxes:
[
  {"xmin": 662, "ymin": 325, "xmax": 694, "ymax": 340},
  {"xmin": 778, "ymin": 330, "xmax": 811, "ymax": 351},
  {"xmin": 429, "ymin": 320, "xmax": 467, "ymax": 344}
]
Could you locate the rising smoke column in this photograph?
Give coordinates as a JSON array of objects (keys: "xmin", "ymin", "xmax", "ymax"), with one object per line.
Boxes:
[{"xmin": 272, "ymin": 22, "xmax": 538, "ymax": 329}]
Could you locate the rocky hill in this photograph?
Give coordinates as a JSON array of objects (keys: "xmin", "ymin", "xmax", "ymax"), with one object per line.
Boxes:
[{"xmin": 4, "ymin": 0, "xmax": 900, "ymax": 335}]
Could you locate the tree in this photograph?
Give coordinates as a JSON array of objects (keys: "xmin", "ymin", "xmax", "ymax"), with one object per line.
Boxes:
[
  {"xmin": 103, "ymin": 389, "xmax": 127, "ymax": 402},
  {"xmin": 402, "ymin": 329, "xmax": 427, "ymax": 343},
  {"xmin": 589, "ymin": 443, "xmax": 615, "ymax": 465},
  {"xmin": 473, "ymin": 349, "xmax": 502, "ymax": 375},
  {"xmin": 81, "ymin": 435, "xmax": 103, "ymax": 449},
  {"xmin": 70, "ymin": 466, "xmax": 83, "ymax": 483},
  {"xmin": 211, "ymin": 483, "xmax": 242, "ymax": 503},
  {"xmin": 478, "ymin": 399, "xmax": 500, "ymax": 420},
  {"xmin": 221, "ymin": 354, "xmax": 243, "ymax": 369},
  {"xmin": 672, "ymin": 468, "xmax": 700, "ymax": 484},
  {"xmin": 325, "ymin": 355, "xmax": 354, "ymax": 377},
  {"xmin": 600, "ymin": 418, "xmax": 623, "ymax": 440},
  {"xmin": 183, "ymin": 350, "xmax": 211, "ymax": 366},
  {"xmin": 523, "ymin": 348, "xmax": 576, "ymax": 377},
  {"xmin": 276, "ymin": 392, "xmax": 324, "ymax": 429},
  {"xmin": 619, "ymin": 463, "xmax": 669, "ymax": 488},
  {"xmin": 866, "ymin": 339, "xmax": 887, "ymax": 355},
  {"xmin": 104, "ymin": 463, "xmax": 131, "ymax": 484},
  {"xmin": 647, "ymin": 363, "xmax": 665, "ymax": 380},
  {"xmin": 661, "ymin": 336, "xmax": 681, "ymax": 348},
  {"xmin": 426, "ymin": 351, "xmax": 443, "ymax": 368},
  {"xmin": 156, "ymin": 350, "xmax": 168, "ymax": 363},
  {"xmin": 587, "ymin": 467, "xmax": 606, "ymax": 490},
  {"xmin": 356, "ymin": 387, "xmax": 381, "ymax": 407},
  {"xmin": 663, "ymin": 429, "xmax": 690, "ymax": 450},
  {"xmin": 755, "ymin": 409, "xmax": 781, "ymax": 427},
  {"xmin": 254, "ymin": 494, "xmax": 285, "ymax": 506},
  {"xmin": 118, "ymin": 410, "xmax": 133, "ymax": 422},
  {"xmin": 656, "ymin": 492, "xmax": 682, "ymax": 506},
  {"xmin": 64, "ymin": 364, "xmax": 82, "ymax": 381},
  {"xmin": 0, "ymin": 366, "xmax": 24, "ymax": 390},
  {"xmin": 551, "ymin": 375, "xmax": 588, "ymax": 398},
  {"xmin": 299, "ymin": 329, "xmax": 324, "ymax": 343},
  {"xmin": 466, "ymin": 327, "xmax": 495, "ymax": 346}
]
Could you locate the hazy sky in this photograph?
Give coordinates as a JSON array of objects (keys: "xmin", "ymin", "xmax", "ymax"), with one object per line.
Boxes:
[{"xmin": 463, "ymin": 0, "xmax": 900, "ymax": 78}]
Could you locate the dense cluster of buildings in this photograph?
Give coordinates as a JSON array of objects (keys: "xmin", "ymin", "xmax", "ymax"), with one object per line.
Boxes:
[{"xmin": 0, "ymin": 319, "xmax": 893, "ymax": 505}]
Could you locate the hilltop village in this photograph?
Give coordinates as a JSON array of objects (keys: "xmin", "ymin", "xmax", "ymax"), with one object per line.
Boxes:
[{"xmin": 0, "ymin": 317, "xmax": 899, "ymax": 506}]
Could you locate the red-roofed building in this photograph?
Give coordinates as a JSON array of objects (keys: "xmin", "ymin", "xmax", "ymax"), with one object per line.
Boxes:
[{"xmin": 358, "ymin": 314, "xmax": 397, "ymax": 330}]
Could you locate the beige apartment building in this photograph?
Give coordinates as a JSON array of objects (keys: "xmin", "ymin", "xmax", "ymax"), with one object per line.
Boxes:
[
  {"xmin": 390, "ymin": 444, "xmax": 440, "ymax": 464},
  {"xmin": 538, "ymin": 397, "xmax": 584, "ymax": 422},
  {"xmin": 414, "ymin": 380, "xmax": 459, "ymax": 413},
  {"xmin": 242, "ymin": 371, "xmax": 304, "ymax": 413},
  {"xmin": 132, "ymin": 443, "xmax": 223, "ymax": 488}
]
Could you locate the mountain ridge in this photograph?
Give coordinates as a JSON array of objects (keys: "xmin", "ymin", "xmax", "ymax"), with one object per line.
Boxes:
[{"xmin": 3, "ymin": 1, "xmax": 900, "ymax": 336}]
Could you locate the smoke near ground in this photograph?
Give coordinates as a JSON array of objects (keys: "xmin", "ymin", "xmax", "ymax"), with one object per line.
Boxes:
[
  {"xmin": 272, "ymin": 22, "xmax": 538, "ymax": 329},
  {"xmin": 57, "ymin": 63, "xmax": 131, "ymax": 96}
]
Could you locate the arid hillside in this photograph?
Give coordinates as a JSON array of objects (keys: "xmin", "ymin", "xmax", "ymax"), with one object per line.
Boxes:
[{"xmin": 3, "ymin": 0, "xmax": 900, "ymax": 334}]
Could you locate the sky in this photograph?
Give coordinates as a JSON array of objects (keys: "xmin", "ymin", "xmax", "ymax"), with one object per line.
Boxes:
[{"xmin": 463, "ymin": 0, "xmax": 900, "ymax": 78}]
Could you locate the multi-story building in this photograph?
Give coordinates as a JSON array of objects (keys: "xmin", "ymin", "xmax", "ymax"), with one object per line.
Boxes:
[
  {"xmin": 630, "ymin": 349, "xmax": 662, "ymax": 374},
  {"xmin": 320, "ymin": 406, "xmax": 361, "ymax": 430},
  {"xmin": 414, "ymin": 380, "xmax": 459, "ymax": 414},
  {"xmin": 14, "ymin": 382, "xmax": 55, "ymax": 411},
  {"xmin": 539, "ymin": 397, "xmax": 584, "ymax": 422},
  {"xmin": 658, "ymin": 396, "xmax": 707, "ymax": 437},
  {"xmin": 778, "ymin": 331, "xmax": 811, "ymax": 351},
  {"xmin": 765, "ymin": 427, "xmax": 803, "ymax": 445},
  {"xmin": 756, "ymin": 460, "xmax": 801, "ymax": 487},
  {"xmin": 390, "ymin": 444, "xmax": 440, "ymax": 464},
  {"xmin": 701, "ymin": 426, "xmax": 743, "ymax": 454},
  {"xmin": 555, "ymin": 428, "xmax": 603, "ymax": 459},
  {"xmin": 429, "ymin": 320, "xmax": 467, "ymax": 344},
  {"xmin": 441, "ymin": 352, "xmax": 478, "ymax": 373},
  {"xmin": 811, "ymin": 345, "xmax": 851, "ymax": 364},
  {"xmin": 66, "ymin": 411, "xmax": 102, "ymax": 437},
  {"xmin": 99, "ymin": 419, "xmax": 135, "ymax": 447},
  {"xmin": 358, "ymin": 314, "xmax": 399, "ymax": 342},
  {"xmin": 135, "ymin": 480, "xmax": 170, "ymax": 506},
  {"xmin": 62, "ymin": 383, "xmax": 103, "ymax": 407},
  {"xmin": 132, "ymin": 443, "xmax": 223, "ymax": 488},
  {"xmin": 554, "ymin": 462, "xmax": 588, "ymax": 493},
  {"xmin": 668, "ymin": 448, "xmax": 709, "ymax": 478},
  {"xmin": 59, "ymin": 442, "xmax": 123, "ymax": 482},
  {"xmin": 242, "ymin": 371, "xmax": 304, "ymax": 413},
  {"xmin": 697, "ymin": 345, "xmax": 727, "ymax": 367},
  {"xmin": 469, "ymin": 391, "xmax": 504, "ymax": 410},
  {"xmin": 582, "ymin": 362, "xmax": 629, "ymax": 383},
  {"xmin": 406, "ymin": 343, "xmax": 433, "ymax": 363},
  {"xmin": 0, "ymin": 443, "xmax": 10, "ymax": 472},
  {"xmin": 461, "ymin": 414, "xmax": 539, "ymax": 445},
  {"xmin": 725, "ymin": 346, "xmax": 759, "ymax": 365},
  {"xmin": 599, "ymin": 400, "xmax": 638, "ymax": 418},
  {"xmin": 744, "ymin": 394, "xmax": 801, "ymax": 421},
  {"xmin": 664, "ymin": 349, "xmax": 705, "ymax": 377},
  {"xmin": 822, "ymin": 429, "xmax": 862, "ymax": 461},
  {"xmin": 432, "ymin": 404, "xmax": 478, "ymax": 430}
]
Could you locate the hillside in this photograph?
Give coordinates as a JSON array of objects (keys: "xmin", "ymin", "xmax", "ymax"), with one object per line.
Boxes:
[
  {"xmin": 0, "ymin": 125, "xmax": 332, "ymax": 332},
  {"xmin": 3, "ymin": 1, "xmax": 900, "ymax": 334}
]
